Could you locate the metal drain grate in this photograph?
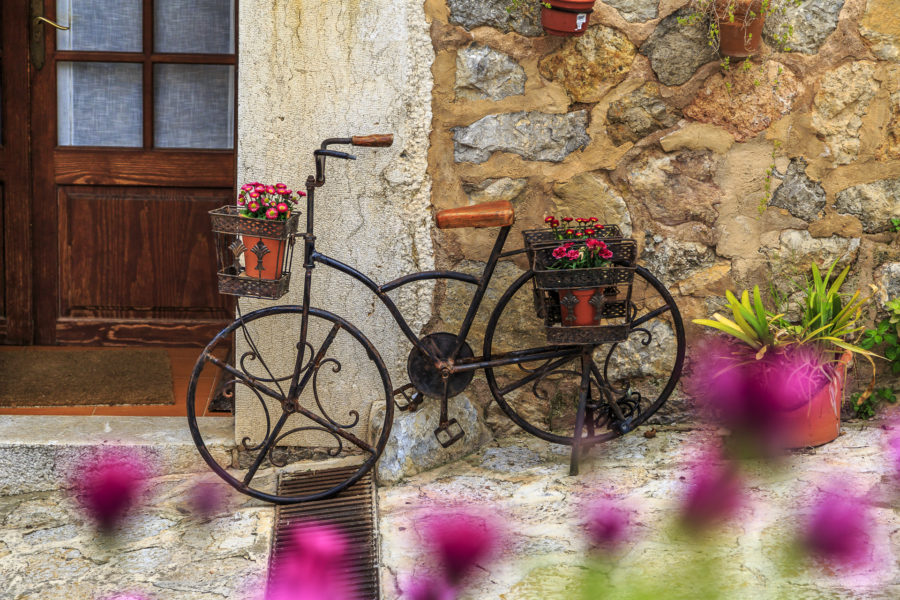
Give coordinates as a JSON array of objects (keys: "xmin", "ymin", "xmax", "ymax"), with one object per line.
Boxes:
[{"xmin": 268, "ymin": 466, "xmax": 379, "ymax": 599}]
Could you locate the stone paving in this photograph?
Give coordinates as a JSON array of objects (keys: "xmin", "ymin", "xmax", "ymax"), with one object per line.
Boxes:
[
  {"xmin": 2, "ymin": 419, "xmax": 899, "ymax": 599},
  {"xmin": 378, "ymin": 422, "xmax": 900, "ymax": 600}
]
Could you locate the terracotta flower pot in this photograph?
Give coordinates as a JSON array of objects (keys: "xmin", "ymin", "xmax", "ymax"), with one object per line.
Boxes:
[
  {"xmin": 242, "ymin": 235, "xmax": 287, "ymax": 280},
  {"xmin": 541, "ymin": 1, "xmax": 595, "ymax": 37},
  {"xmin": 778, "ymin": 351, "xmax": 852, "ymax": 449},
  {"xmin": 717, "ymin": 0, "xmax": 765, "ymax": 58},
  {"xmin": 559, "ymin": 288, "xmax": 605, "ymax": 326}
]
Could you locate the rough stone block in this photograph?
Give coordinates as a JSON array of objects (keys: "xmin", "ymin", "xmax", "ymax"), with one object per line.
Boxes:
[
  {"xmin": 604, "ymin": 0, "xmax": 659, "ymax": 23},
  {"xmin": 538, "ymin": 25, "xmax": 636, "ymax": 103},
  {"xmin": 371, "ymin": 393, "xmax": 492, "ymax": 484},
  {"xmin": 762, "ymin": 0, "xmax": 845, "ymax": 54},
  {"xmin": 456, "ymin": 45, "xmax": 526, "ymax": 101},
  {"xmin": 768, "ymin": 157, "xmax": 826, "ymax": 222},
  {"xmin": 640, "ymin": 8, "xmax": 717, "ymax": 87},
  {"xmin": 812, "ymin": 61, "xmax": 878, "ymax": 165},
  {"xmin": 452, "ymin": 111, "xmax": 590, "ymax": 164},
  {"xmin": 834, "ymin": 178, "xmax": 900, "ymax": 234},
  {"xmin": 859, "ymin": 0, "xmax": 900, "ymax": 62},
  {"xmin": 447, "ymin": 0, "xmax": 543, "ymax": 36},
  {"xmin": 607, "ymin": 83, "xmax": 681, "ymax": 145}
]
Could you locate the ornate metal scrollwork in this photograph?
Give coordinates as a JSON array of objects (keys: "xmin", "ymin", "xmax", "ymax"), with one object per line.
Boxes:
[
  {"xmin": 269, "ymin": 427, "xmax": 344, "ymax": 466},
  {"xmin": 238, "ymin": 380, "xmax": 272, "ymax": 452},
  {"xmin": 311, "ymin": 357, "xmax": 360, "ymax": 429}
]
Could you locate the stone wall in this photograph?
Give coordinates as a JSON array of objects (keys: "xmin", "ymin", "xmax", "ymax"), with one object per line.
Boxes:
[{"xmin": 425, "ymin": 0, "xmax": 900, "ymax": 424}]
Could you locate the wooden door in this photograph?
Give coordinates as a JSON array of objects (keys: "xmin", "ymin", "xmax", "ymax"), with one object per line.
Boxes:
[
  {"xmin": 25, "ymin": 0, "xmax": 235, "ymax": 346},
  {"xmin": 0, "ymin": 5, "xmax": 34, "ymax": 344}
]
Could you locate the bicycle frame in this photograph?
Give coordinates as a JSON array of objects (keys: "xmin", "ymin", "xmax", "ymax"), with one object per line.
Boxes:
[{"xmin": 288, "ymin": 138, "xmax": 580, "ymax": 405}]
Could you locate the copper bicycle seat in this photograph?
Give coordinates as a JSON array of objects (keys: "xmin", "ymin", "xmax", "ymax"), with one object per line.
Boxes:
[{"xmin": 435, "ymin": 200, "xmax": 515, "ymax": 229}]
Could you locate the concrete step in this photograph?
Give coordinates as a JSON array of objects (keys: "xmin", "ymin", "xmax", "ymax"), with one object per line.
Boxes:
[{"xmin": 0, "ymin": 415, "xmax": 234, "ymax": 495}]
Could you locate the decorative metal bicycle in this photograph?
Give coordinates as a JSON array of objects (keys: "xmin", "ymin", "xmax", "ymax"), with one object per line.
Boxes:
[{"xmin": 187, "ymin": 135, "xmax": 685, "ymax": 504}]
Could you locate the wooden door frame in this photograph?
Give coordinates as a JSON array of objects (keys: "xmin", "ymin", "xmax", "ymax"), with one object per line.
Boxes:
[
  {"xmin": 1, "ymin": 3, "xmax": 34, "ymax": 344},
  {"xmin": 28, "ymin": 0, "xmax": 238, "ymax": 346}
]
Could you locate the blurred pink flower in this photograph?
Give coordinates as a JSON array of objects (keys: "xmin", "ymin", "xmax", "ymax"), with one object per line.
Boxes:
[
  {"xmin": 585, "ymin": 499, "xmax": 631, "ymax": 553},
  {"xmin": 267, "ymin": 523, "xmax": 354, "ymax": 600},
  {"xmin": 240, "ymin": 184, "xmax": 253, "ymax": 192},
  {"xmin": 276, "ymin": 202, "xmax": 289, "ymax": 214},
  {"xmin": 247, "ymin": 201, "xmax": 260, "ymax": 213},
  {"xmin": 679, "ymin": 454, "xmax": 742, "ymax": 533},
  {"xmin": 686, "ymin": 339, "xmax": 828, "ymax": 457},
  {"xmin": 187, "ymin": 479, "xmax": 229, "ymax": 520},
  {"xmin": 423, "ymin": 510, "xmax": 500, "ymax": 584},
  {"xmin": 249, "ymin": 191, "xmax": 260, "ymax": 199},
  {"xmin": 403, "ymin": 576, "xmax": 457, "ymax": 600},
  {"xmin": 565, "ymin": 249, "xmax": 580, "ymax": 261},
  {"xmin": 802, "ymin": 488, "xmax": 873, "ymax": 570},
  {"xmin": 69, "ymin": 448, "xmax": 151, "ymax": 532},
  {"xmin": 265, "ymin": 207, "xmax": 278, "ymax": 220},
  {"xmin": 275, "ymin": 182, "xmax": 287, "ymax": 189}
]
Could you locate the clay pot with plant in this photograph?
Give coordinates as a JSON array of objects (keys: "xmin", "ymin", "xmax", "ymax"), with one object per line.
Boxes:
[
  {"xmin": 507, "ymin": 0, "xmax": 596, "ymax": 37},
  {"xmin": 236, "ymin": 182, "xmax": 303, "ymax": 280},
  {"xmin": 693, "ymin": 262, "xmax": 876, "ymax": 450},
  {"xmin": 681, "ymin": 0, "xmax": 797, "ymax": 58}
]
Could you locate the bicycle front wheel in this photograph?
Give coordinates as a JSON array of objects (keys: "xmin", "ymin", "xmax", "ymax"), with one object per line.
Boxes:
[
  {"xmin": 187, "ymin": 305, "xmax": 394, "ymax": 504},
  {"xmin": 483, "ymin": 266, "xmax": 685, "ymax": 446}
]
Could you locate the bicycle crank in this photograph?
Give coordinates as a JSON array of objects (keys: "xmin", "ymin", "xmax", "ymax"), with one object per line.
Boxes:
[{"xmin": 406, "ymin": 332, "xmax": 475, "ymax": 398}]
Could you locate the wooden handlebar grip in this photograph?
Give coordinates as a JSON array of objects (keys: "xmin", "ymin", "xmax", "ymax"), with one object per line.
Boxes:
[{"xmin": 351, "ymin": 134, "xmax": 394, "ymax": 147}]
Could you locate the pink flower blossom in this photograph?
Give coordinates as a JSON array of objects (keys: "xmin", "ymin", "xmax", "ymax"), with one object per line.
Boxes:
[
  {"xmin": 802, "ymin": 488, "xmax": 873, "ymax": 570},
  {"xmin": 266, "ymin": 207, "xmax": 278, "ymax": 220},
  {"xmin": 266, "ymin": 185, "xmax": 276, "ymax": 194},
  {"xmin": 423, "ymin": 511, "xmax": 500, "ymax": 583},
  {"xmin": 254, "ymin": 184, "xmax": 265, "ymax": 192},
  {"xmin": 69, "ymin": 448, "xmax": 152, "ymax": 532},
  {"xmin": 545, "ymin": 216, "xmax": 555, "ymax": 223},
  {"xmin": 552, "ymin": 246, "xmax": 568, "ymax": 259},
  {"xmin": 566, "ymin": 249, "xmax": 581, "ymax": 260},
  {"xmin": 296, "ymin": 190, "xmax": 306, "ymax": 197},
  {"xmin": 237, "ymin": 197, "xmax": 246, "ymax": 206},
  {"xmin": 679, "ymin": 454, "xmax": 742, "ymax": 533},
  {"xmin": 187, "ymin": 479, "xmax": 229, "ymax": 520},
  {"xmin": 247, "ymin": 201, "xmax": 260, "ymax": 212},
  {"xmin": 585, "ymin": 499, "xmax": 631, "ymax": 553},
  {"xmin": 600, "ymin": 248, "xmax": 613, "ymax": 259},
  {"xmin": 403, "ymin": 577, "xmax": 456, "ymax": 600},
  {"xmin": 276, "ymin": 202, "xmax": 289, "ymax": 213},
  {"xmin": 249, "ymin": 191, "xmax": 260, "ymax": 199},
  {"xmin": 562, "ymin": 217, "xmax": 573, "ymax": 223},
  {"xmin": 585, "ymin": 238, "xmax": 602, "ymax": 250},
  {"xmin": 585, "ymin": 228, "xmax": 596, "ymax": 236},
  {"xmin": 267, "ymin": 523, "xmax": 354, "ymax": 600},
  {"xmin": 589, "ymin": 217, "xmax": 598, "ymax": 223},
  {"xmin": 565, "ymin": 228, "xmax": 575, "ymax": 236},
  {"xmin": 276, "ymin": 182, "xmax": 287, "ymax": 189},
  {"xmin": 241, "ymin": 184, "xmax": 253, "ymax": 192}
]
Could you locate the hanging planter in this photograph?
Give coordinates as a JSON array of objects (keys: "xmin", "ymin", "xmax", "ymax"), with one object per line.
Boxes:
[
  {"xmin": 541, "ymin": 0, "xmax": 595, "ymax": 37},
  {"xmin": 716, "ymin": 0, "xmax": 765, "ymax": 58}
]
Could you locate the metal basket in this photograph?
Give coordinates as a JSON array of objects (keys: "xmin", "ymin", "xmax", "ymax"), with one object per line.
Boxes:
[
  {"xmin": 524, "ymin": 230, "xmax": 637, "ymax": 345},
  {"xmin": 209, "ymin": 206, "xmax": 300, "ymax": 300}
]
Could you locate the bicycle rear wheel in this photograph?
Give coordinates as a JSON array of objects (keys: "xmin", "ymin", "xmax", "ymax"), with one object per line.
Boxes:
[
  {"xmin": 187, "ymin": 305, "xmax": 393, "ymax": 504},
  {"xmin": 483, "ymin": 266, "xmax": 685, "ymax": 446}
]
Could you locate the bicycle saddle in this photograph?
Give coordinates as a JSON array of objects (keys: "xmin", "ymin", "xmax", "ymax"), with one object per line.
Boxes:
[{"xmin": 435, "ymin": 200, "xmax": 515, "ymax": 229}]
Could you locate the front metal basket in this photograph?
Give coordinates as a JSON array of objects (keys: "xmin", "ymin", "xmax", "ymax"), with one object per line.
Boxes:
[
  {"xmin": 523, "ymin": 230, "xmax": 637, "ymax": 345},
  {"xmin": 209, "ymin": 206, "xmax": 300, "ymax": 300}
]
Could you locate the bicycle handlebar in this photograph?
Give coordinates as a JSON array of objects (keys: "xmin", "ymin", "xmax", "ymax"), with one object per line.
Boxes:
[{"xmin": 351, "ymin": 134, "xmax": 393, "ymax": 147}]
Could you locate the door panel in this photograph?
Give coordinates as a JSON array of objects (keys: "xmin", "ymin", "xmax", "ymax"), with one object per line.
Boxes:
[
  {"xmin": 1, "ymin": 4, "xmax": 32, "ymax": 344},
  {"xmin": 26, "ymin": 0, "xmax": 236, "ymax": 345},
  {"xmin": 58, "ymin": 186, "xmax": 231, "ymax": 321}
]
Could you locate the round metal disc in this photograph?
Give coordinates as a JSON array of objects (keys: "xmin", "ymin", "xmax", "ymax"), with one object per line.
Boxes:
[{"xmin": 407, "ymin": 332, "xmax": 475, "ymax": 398}]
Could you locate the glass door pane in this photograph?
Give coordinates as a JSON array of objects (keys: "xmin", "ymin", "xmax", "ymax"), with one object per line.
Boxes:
[
  {"xmin": 154, "ymin": 64, "xmax": 234, "ymax": 149},
  {"xmin": 154, "ymin": 0, "xmax": 234, "ymax": 54},
  {"xmin": 56, "ymin": 0, "xmax": 142, "ymax": 52},
  {"xmin": 57, "ymin": 62, "xmax": 143, "ymax": 147}
]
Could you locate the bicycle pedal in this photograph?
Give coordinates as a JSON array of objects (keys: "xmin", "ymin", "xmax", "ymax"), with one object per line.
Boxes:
[
  {"xmin": 614, "ymin": 418, "xmax": 633, "ymax": 435},
  {"xmin": 393, "ymin": 384, "xmax": 425, "ymax": 412},
  {"xmin": 434, "ymin": 419, "xmax": 465, "ymax": 448}
]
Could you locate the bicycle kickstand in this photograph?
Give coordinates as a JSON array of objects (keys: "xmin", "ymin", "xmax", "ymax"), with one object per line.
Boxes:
[{"xmin": 434, "ymin": 377, "xmax": 465, "ymax": 448}]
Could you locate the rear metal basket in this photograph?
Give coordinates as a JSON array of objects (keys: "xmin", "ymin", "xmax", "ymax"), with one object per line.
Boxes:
[
  {"xmin": 523, "ymin": 230, "xmax": 637, "ymax": 345},
  {"xmin": 209, "ymin": 206, "xmax": 300, "ymax": 300}
]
